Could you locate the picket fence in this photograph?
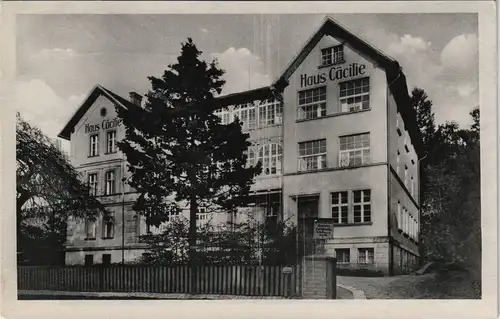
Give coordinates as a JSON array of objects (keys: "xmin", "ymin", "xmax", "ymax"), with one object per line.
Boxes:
[{"xmin": 18, "ymin": 264, "xmax": 302, "ymax": 297}]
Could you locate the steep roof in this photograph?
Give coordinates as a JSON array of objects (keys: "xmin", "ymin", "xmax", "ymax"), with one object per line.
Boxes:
[
  {"xmin": 58, "ymin": 84, "xmax": 138, "ymax": 140},
  {"xmin": 218, "ymin": 16, "xmax": 423, "ymax": 157},
  {"xmin": 58, "ymin": 17, "xmax": 422, "ymax": 156}
]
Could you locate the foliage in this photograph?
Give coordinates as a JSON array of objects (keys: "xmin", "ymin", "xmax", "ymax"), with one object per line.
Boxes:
[
  {"xmin": 115, "ymin": 38, "xmax": 261, "ymax": 262},
  {"xmin": 16, "ymin": 113, "xmax": 105, "ymax": 264},
  {"xmin": 411, "ymin": 86, "xmax": 480, "ymax": 281},
  {"xmin": 138, "ymin": 212, "xmax": 298, "ymax": 266}
]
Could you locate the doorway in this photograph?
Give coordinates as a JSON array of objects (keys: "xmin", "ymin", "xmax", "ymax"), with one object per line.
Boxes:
[{"xmin": 296, "ymin": 196, "xmax": 319, "ymax": 259}]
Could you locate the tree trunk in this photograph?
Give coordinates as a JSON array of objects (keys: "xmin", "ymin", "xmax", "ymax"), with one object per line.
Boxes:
[{"xmin": 189, "ymin": 194, "xmax": 198, "ymax": 293}]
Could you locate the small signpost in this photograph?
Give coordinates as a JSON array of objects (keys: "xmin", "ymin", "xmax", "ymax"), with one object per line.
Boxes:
[
  {"xmin": 313, "ymin": 219, "xmax": 335, "ymax": 239},
  {"xmin": 313, "ymin": 219, "xmax": 335, "ymax": 255},
  {"xmin": 282, "ymin": 267, "xmax": 293, "ymax": 274}
]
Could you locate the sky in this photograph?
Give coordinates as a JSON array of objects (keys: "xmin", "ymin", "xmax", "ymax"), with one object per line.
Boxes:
[{"xmin": 15, "ymin": 13, "xmax": 478, "ymax": 143}]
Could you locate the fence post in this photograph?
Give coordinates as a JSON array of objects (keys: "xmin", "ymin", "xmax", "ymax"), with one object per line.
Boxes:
[{"xmin": 98, "ymin": 265, "xmax": 104, "ymax": 292}]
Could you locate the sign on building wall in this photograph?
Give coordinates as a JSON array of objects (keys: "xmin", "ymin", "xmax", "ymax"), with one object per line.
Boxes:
[
  {"xmin": 85, "ymin": 117, "xmax": 123, "ymax": 134},
  {"xmin": 300, "ymin": 63, "xmax": 367, "ymax": 88},
  {"xmin": 313, "ymin": 219, "xmax": 335, "ymax": 239}
]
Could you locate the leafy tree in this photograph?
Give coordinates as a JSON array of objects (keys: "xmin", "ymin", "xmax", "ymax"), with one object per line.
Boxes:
[
  {"xmin": 16, "ymin": 113, "xmax": 104, "ymax": 264},
  {"xmin": 411, "ymin": 87, "xmax": 437, "ymax": 154},
  {"xmin": 115, "ymin": 38, "xmax": 262, "ymax": 268}
]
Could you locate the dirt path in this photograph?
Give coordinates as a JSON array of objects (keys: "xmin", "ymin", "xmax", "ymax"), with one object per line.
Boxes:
[{"xmin": 337, "ymin": 271, "xmax": 479, "ymax": 299}]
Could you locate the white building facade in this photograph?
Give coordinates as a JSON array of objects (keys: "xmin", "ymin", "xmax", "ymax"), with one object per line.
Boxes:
[{"xmin": 59, "ymin": 17, "xmax": 422, "ymax": 275}]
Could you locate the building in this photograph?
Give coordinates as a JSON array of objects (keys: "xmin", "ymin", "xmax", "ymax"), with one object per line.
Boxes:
[{"xmin": 58, "ymin": 17, "xmax": 422, "ymax": 274}]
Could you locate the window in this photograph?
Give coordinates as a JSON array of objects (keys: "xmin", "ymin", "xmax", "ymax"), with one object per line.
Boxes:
[
  {"xmin": 298, "ymin": 139, "xmax": 327, "ymax": 171},
  {"xmin": 102, "ymin": 254, "xmax": 111, "ymax": 266},
  {"xmin": 321, "ymin": 45, "xmax": 344, "ymax": 66},
  {"xmin": 85, "ymin": 218, "xmax": 96, "ymax": 239},
  {"xmin": 257, "ymin": 143, "xmax": 282, "ymax": 175},
  {"xmin": 88, "ymin": 173, "xmax": 98, "ymax": 196},
  {"xmin": 298, "ymin": 87, "xmax": 327, "ymax": 120},
  {"xmin": 197, "ymin": 207, "xmax": 210, "ymax": 221},
  {"xmin": 133, "ymin": 215, "xmax": 141, "ymax": 237},
  {"xmin": 267, "ymin": 201, "xmax": 280, "ymax": 217},
  {"xmin": 106, "ymin": 130, "xmax": 117, "ymax": 153},
  {"xmin": 104, "ymin": 170, "xmax": 116, "ymax": 195},
  {"xmin": 339, "ymin": 78, "xmax": 370, "ymax": 112},
  {"xmin": 335, "ymin": 248, "xmax": 350, "ymax": 263},
  {"xmin": 84, "ymin": 255, "xmax": 94, "ymax": 266},
  {"xmin": 331, "ymin": 191, "xmax": 348, "ymax": 224},
  {"xmin": 404, "ymin": 166, "xmax": 408, "ymax": 188},
  {"xmin": 248, "ymin": 107, "xmax": 257, "ymax": 129},
  {"xmin": 358, "ymin": 248, "xmax": 374, "ymax": 264},
  {"xmin": 259, "ymin": 99, "xmax": 283, "ymax": 126},
  {"xmin": 353, "ymin": 190, "xmax": 371, "ymax": 223},
  {"xmin": 89, "ymin": 134, "xmax": 99, "ymax": 157},
  {"xmin": 339, "ymin": 133, "xmax": 370, "ymax": 167},
  {"xmin": 102, "ymin": 212, "xmax": 114, "ymax": 239},
  {"xmin": 396, "ymin": 150, "xmax": 400, "ymax": 175},
  {"xmin": 411, "ymin": 177, "xmax": 415, "ymax": 196},
  {"xmin": 233, "ymin": 104, "xmax": 250, "ymax": 130},
  {"xmin": 397, "ymin": 202, "xmax": 402, "ymax": 230},
  {"xmin": 247, "ymin": 147, "xmax": 256, "ymax": 167}
]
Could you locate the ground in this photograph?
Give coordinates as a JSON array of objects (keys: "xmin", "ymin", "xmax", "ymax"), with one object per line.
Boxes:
[{"xmin": 337, "ymin": 270, "xmax": 480, "ymax": 299}]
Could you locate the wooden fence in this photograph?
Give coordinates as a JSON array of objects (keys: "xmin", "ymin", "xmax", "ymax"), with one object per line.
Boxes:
[{"xmin": 18, "ymin": 264, "xmax": 302, "ymax": 297}]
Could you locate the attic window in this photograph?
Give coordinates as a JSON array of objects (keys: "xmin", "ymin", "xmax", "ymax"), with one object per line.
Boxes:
[
  {"xmin": 321, "ymin": 45, "xmax": 344, "ymax": 67},
  {"xmin": 100, "ymin": 107, "xmax": 107, "ymax": 117}
]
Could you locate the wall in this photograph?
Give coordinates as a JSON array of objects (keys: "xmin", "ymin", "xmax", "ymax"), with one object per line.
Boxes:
[
  {"xmin": 386, "ymin": 92, "xmax": 420, "ymax": 256},
  {"xmin": 282, "ymin": 35, "xmax": 388, "ymax": 175},
  {"xmin": 70, "ymin": 95, "xmax": 127, "ymax": 169}
]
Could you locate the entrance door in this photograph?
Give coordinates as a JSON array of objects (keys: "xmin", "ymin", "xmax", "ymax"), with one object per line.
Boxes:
[{"xmin": 297, "ymin": 196, "xmax": 319, "ymax": 258}]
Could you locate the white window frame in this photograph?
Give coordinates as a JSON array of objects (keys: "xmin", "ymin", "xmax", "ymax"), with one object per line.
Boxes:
[
  {"xmin": 331, "ymin": 191, "xmax": 349, "ymax": 224},
  {"xmin": 104, "ymin": 170, "xmax": 116, "ymax": 195},
  {"xmin": 335, "ymin": 248, "xmax": 350, "ymax": 263},
  {"xmin": 353, "ymin": 189, "xmax": 371, "ymax": 223},
  {"xmin": 89, "ymin": 134, "xmax": 99, "ymax": 157},
  {"xmin": 358, "ymin": 248, "xmax": 374, "ymax": 264},
  {"xmin": 106, "ymin": 130, "xmax": 117, "ymax": 154},
  {"xmin": 321, "ymin": 45, "xmax": 344, "ymax": 66},
  {"xmin": 339, "ymin": 77, "xmax": 370, "ymax": 113},
  {"xmin": 102, "ymin": 212, "xmax": 114, "ymax": 239},
  {"xmin": 339, "ymin": 133, "xmax": 370, "ymax": 167},
  {"xmin": 298, "ymin": 139, "xmax": 327, "ymax": 172},
  {"xmin": 257, "ymin": 143, "xmax": 282, "ymax": 176},
  {"xmin": 298, "ymin": 87, "xmax": 327, "ymax": 120},
  {"xmin": 88, "ymin": 173, "xmax": 98, "ymax": 196},
  {"xmin": 85, "ymin": 218, "xmax": 96, "ymax": 239}
]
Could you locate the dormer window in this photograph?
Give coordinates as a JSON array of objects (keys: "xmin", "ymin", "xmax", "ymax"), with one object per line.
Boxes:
[{"xmin": 321, "ymin": 45, "xmax": 344, "ymax": 66}]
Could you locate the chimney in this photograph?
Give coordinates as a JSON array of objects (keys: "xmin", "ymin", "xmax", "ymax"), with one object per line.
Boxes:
[{"xmin": 129, "ymin": 92, "xmax": 143, "ymax": 107}]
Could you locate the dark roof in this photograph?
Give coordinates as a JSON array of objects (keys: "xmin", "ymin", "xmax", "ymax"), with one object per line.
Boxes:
[{"xmin": 58, "ymin": 85, "xmax": 138, "ymax": 140}]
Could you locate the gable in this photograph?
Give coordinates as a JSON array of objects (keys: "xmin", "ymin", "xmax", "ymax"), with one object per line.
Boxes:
[{"xmin": 58, "ymin": 85, "xmax": 131, "ymax": 140}]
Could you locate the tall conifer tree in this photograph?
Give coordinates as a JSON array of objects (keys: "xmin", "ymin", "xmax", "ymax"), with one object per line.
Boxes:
[{"xmin": 116, "ymin": 38, "xmax": 262, "ymax": 266}]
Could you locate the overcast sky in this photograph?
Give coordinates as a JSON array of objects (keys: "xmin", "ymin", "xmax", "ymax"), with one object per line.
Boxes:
[{"xmin": 15, "ymin": 13, "xmax": 478, "ymax": 142}]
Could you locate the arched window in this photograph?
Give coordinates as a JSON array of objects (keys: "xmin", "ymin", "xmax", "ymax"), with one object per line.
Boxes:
[{"xmin": 257, "ymin": 143, "xmax": 282, "ymax": 175}]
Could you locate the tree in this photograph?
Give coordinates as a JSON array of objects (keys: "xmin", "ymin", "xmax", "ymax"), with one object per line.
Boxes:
[
  {"xmin": 16, "ymin": 113, "xmax": 104, "ymax": 264},
  {"xmin": 411, "ymin": 87, "xmax": 436, "ymax": 153},
  {"xmin": 115, "ymin": 38, "xmax": 262, "ymax": 269}
]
